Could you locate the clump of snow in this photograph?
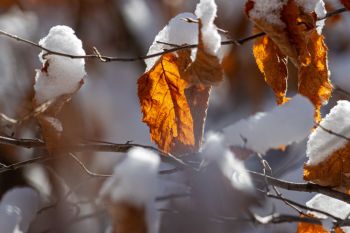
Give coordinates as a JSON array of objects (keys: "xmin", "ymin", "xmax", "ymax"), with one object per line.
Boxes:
[
  {"xmin": 202, "ymin": 132, "xmax": 254, "ymax": 192},
  {"xmin": 0, "ymin": 187, "xmax": 39, "ymax": 233},
  {"xmin": 194, "ymin": 0, "xmax": 221, "ymax": 55},
  {"xmin": 295, "ymin": 0, "xmax": 327, "ymax": 34},
  {"xmin": 248, "ymin": 0, "xmax": 288, "ymax": 27},
  {"xmin": 223, "ymin": 94, "xmax": 314, "ymax": 154},
  {"xmin": 145, "ymin": 13, "xmax": 198, "ymax": 72},
  {"xmin": 99, "ymin": 147, "xmax": 160, "ymax": 206},
  {"xmin": 145, "ymin": 0, "xmax": 221, "ymax": 71},
  {"xmin": 34, "ymin": 25, "xmax": 86, "ymax": 105},
  {"xmin": 307, "ymin": 194, "xmax": 350, "ymax": 219},
  {"xmin": 306, "ymin": 100, "xmax": 350, "ymax": 166}
]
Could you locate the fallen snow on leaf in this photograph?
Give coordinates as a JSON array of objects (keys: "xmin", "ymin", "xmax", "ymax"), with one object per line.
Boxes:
[
  {"xmin": 194, "ymin": 0, "xmax": 221, "ymax": 55},
  {"xmin": 34, "ymin": 25, "xmax": 86, "ymax": 104},
  {"xmin": 306, "ymin": 100, "xmax": 350, "ymax": 166},
  {"xmin": 99, "ymin": 147, "xmax": 160, "ymax": 206},
  {"xmin": 145, "ymin": 13, "xmax": 198, "ymax": 72},
  {"xmin": 0, "ymin": 187, "xmax": 39, "ymax": 233},
  {"xmin": 248, "ymin": 0, "xmax": 288, "ymax": 27},
  {"xmin": 307, "ymin": 194, "xmax": 350, "ymax": 220},
  {"xmin": 223, "ymin": 94, "xmax": 314, "ymax": 154},
  {"xmin": 202, "ymin": 132, "xmax": 254, "ymax": 192}
]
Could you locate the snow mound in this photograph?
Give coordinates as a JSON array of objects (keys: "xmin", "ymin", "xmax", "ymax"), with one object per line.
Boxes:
[
  {"xmin": 223, "ymin": 94, "xmax": 314, "ymax": 154},
  {"xmin": 99, "ymin": 147, "xmax": 160, "ymax": 206},
  {"xmin": 202, "ymin": 132, "xmax": 254, "ymax": 192},
  {"xmin": 34, "ymin": 25, "xmax": 86, "ymax": 104},
  {"xmin": 306, "ymin": 100, "xmax": 350, "ymax": 166}
]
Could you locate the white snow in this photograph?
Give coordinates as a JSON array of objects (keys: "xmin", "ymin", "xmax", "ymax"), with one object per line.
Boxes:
[
  {"xmin": 145, "ymin": 0, "xmax": 221, "ymax": 71},
  {"xmin": 222, "ymin": 94, "xmax": 314, "ymax": 154},
  {"xmin": 0, "ymin": 187, "xmax": 39, "ymax": 233},
  {"xmin": 296, "ymin": 0, "xmax": 327, "ymax": 34},
  {"xmin": 34, "ymin": 25, "xmax": 86, "ymax": 105},
  {"xmin": 194, "ymin": 0, "xmax": 221, "ymax": 55},
  {"xmin": 248, "ymin": 0, "xmax": 288, "ymax": 27},
  {"xmin": 306, "ymin": 100, "xmax": 350, "ymax": 166},
  {"xmin": 99, "ymin": 147, "xmax": 160, "ymax": 206},
  {"xmin": 248, "ymin": 0, "xmax": 326, "ymax": 33},
  {"xmin": 202, "ymin": 132, "xmax": 254, "ymax": 192},
  {"xmin": 145, "ymin": 13, "xmax": 198, "ymax": 72},
  {"xmin": 307, "ymin": 194, "xmax": 350, "ymax": 219}
]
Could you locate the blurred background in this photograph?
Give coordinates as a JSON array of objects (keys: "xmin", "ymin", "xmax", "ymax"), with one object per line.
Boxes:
[{"xmin": 0, "ymin": 0, "xmax": 349, "ymax": 232}]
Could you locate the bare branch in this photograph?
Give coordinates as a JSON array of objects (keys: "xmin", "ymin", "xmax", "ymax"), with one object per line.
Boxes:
[
  {"xmin": 249, "ymin": 171, "xmax": 350, "ymax": 204},
  {"xmin": 0, "ymin": 7, "xmax": 346, "ymax": 63}
]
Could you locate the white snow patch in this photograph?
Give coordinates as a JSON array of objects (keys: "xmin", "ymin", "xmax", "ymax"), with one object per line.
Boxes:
[
  {"xmin": 294, "ymin": 0, "xmax": 327, "ymax": 34},
  {"xmin": 99, "ymin": 147, "xmax": 160, "ymax": 206},
  {"xmin": 202, "ymin": 132, "xmax": 254, "ymax": 192},
  {"xmin": 34, "ymin": 25, "xmax": 86, "ymax": 104},
  {"xmin": 307, "ymin": 194, "xmax": 350, "ymax": 219},
  {"xmin": 223, "ymin": 94, "xmax": 314, "ymax": 154},
  {"xmin": 306, "ymin": 100, "xmax": 350, "ymax": 166},
  {"xmin": 145, "ymin": 0, "xmax": 221, "ymax": 70},
  {"xmin": 248, "ymin": 0, "xmax": 288, "ymax": 27},
  {"xmin": 99, "ymin": 147, "xmax": 160, "ymax": 233},
  {"xmin": 0, "ymin": 187, "xmax": 39, "ymax": 233},
  {"xmin": 195, "ymin": 0, "xmax": 221, "ymax": 55},
  {"xmin": 145, "ymin": 13, "xmax": 198, "ymax": 72}
]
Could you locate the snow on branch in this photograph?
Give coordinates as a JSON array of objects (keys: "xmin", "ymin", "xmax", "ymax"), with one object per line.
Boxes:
[{"xmin": 222, "ymin": 94, "xmax": 314, "ymax": 154}]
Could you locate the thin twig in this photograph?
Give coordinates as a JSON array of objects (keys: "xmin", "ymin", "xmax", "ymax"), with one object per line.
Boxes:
[
  {"xmin": 249, "ymin": 170, "xmax": 350, "ymax": 204},
  {"xmin": 0, "ymin": 7, "xmax": 346, "ymax": 63}
]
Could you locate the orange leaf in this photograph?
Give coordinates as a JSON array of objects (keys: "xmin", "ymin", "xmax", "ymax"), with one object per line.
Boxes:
[
  {"xmin": 297, "ymin": 220, "xmax": 328, "ymax": 233},
  {"xmin": 246, "ymin": 0, "xmax": 332, "ymax": 119},
  {"xmin": 297, "ymin": 214, "xmax": 344, "ymax": 233},
  {"xmin": 298, "ymin": 31, "xmax": 332, "ymax": 121},
  {"xmin": 304, "ymin": 141, "xmax": 350, "ymax": 192},
  {"xmin": 138, "ymin": 53, "xmax": 195, "ymax": 154},
  {"xmin": 253, "ymin": 34, "xmax": 288, "ymax": 104}
]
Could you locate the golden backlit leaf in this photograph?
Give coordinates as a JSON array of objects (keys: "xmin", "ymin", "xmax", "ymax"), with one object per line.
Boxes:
[
  {"xmin": 246, "ymin": 0, "xmax": 332, "ymax": 119},
  {"xmin": 297, "ymin": 219, "xmax": 327, "ymax": 233},
  {"xmin": 298, "ymin": 31, "xmax": 332, "ymax": 121},
  {"xmin": 253, "ymin": 34, "xmax": 288, "ymax": 104},
  {"xmin": 304, "ymin": 141, "xmax": 350, "ymax": 191},
  {"xmin": 138, "ymin": 53, "xmax": 195, "ymax": 154}
]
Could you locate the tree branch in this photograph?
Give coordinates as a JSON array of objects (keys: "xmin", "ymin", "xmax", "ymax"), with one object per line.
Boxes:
[
  {"xmin": 0, "ymin": 7, "xmax": 346, "ymax": 63},
  {"xmin": 249, "ymin": 170, "xmax": 350, "ymax": 204}
]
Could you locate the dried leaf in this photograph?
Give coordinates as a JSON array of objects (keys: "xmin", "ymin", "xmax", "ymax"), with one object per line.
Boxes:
[
  {"xmin": 298, "ymin": 31, "xmax": 332, "ymax": 121},
  {"xmin": 304, "ymin": 141, "xmax": 350, "ymax": 192},
  {"xmin": 180, "ymin": 20, "xmax": 224, "ymax": 86},
  {"xmin": 138, "ymin": 53, "xmax": 195, "ymax": 154},
  {"xmin": 185, "ymin": 84, "xmax": 211, "ymax": 151},
  {"xmin": 297, "ymin": 215, "xmax": 328, "ymax": 233},
  {"xmin": 37, "ymin": 115, "xmax": 63, "ymax": 153},
  {"xmin": 109, "ymin": 203, "xmax": 147, "ymax": 233},
  {"xmin": 253, "ymin": 34, "xmax": 288, "ymax": 104},
  {"xmin": 139, "ymin": 19, "xmax": 224, "ymax": 155},
  {"xmin": 246, "ymin": 0, "xmax": 332, "ymax": 119}
]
